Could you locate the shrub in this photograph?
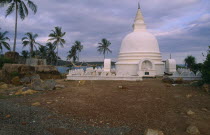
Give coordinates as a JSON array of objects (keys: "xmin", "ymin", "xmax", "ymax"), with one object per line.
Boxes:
[
  {"xmin": 0, "ymin": 57, "xmax": 13, "ymax": 69},
  {"xmin": 202, "ymin": 54, "xmax": 210, "ymax": 84}
]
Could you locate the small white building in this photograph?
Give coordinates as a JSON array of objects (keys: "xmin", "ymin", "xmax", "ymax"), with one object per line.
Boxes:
[{"xmin": 116, "ymin": 5, "xmax": 165, "ymax": 77}]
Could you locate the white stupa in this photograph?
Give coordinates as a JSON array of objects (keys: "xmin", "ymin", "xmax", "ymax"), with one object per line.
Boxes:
[{"xmin": 116, "ymin": 4, "xmax": 165, "ymax": 77}]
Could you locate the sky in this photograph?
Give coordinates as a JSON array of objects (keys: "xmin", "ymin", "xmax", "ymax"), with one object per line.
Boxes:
[{"xmin": 0, "ymin": 0, "xmax": 210, "ymax": 64}]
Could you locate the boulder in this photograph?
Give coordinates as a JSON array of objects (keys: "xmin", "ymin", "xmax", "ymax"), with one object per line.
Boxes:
[
  {"xmin": 30, "ymin": 78, "xmax": 44, "ymax": 91},
  {"xmin": 144, "ymin": 129, "xmax": 164, "ymax": 135},
  {"xmin": 29, "ymin": 79, "xmax": 56, "ymax": 91},
  {"xmin": 186, "ymin": 125, "xmax": 200, "ymax": 134},
  {"xmin": 41, "ymin": 80, "xmax": 56, "ymax": 90},
  {"xmin": 11, "ymin": 76, "xmax": 22, "ymax": 85},
  {"xmin": 162, "ymin": 77, "xmax": 174, "ymax": 84},
  {"xmin": 20, "ymin": 74, "xmax": 40, "ymax": 84}
]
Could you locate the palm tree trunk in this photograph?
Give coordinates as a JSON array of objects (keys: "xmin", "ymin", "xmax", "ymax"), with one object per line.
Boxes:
[
  {"xmin": 56, "ymin": 46, "xmax": 58, "ymax": 66},
  {"xmin": 78, "ymin": 52, "xmax": 79, "ymax": 62},
  {"xmin": 13, "ymin": 1, "xmax": 18, "ymax": 52}
]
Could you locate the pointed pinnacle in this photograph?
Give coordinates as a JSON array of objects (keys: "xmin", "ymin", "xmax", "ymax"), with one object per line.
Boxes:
[{"xmin": 138, "ymin": 2, "xmax": 140, "ymax": 9}]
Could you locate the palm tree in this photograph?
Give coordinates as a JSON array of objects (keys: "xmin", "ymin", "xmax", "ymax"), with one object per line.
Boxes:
[
  {"xmin": 22, "ymin": 32, "xmax": 40, "ymax": 60},
  {"xmin": 38, "ymin": 45, "xmax": 47, "ymax": 59},
  {"xmin": 184, "ymin": 55, "xmax": 196, "ymax": 70},
  {"xmin": 67, "ymin": 45, "xmax": 78, "ymax": 63},
  {"xmin": 74, "ymin": 41, "xmax": 83, "ymax": 62},
  {"xmin": 46, "ymin": 42, "xmax": 56, "ymax": 65},
  {"xmin": 48, "ymin": 26, "xmax": 66, "ymax": 65},
  {"xmin": 21, "ymin": 50, "xmax": 29, "ymax": 59},
  {"xmin": 97, "ymin": 38, "xmax": 112, "ymax": 59},
  {"xmin": 0, "ymin": 29, "xmax": 10, "ymax": 55},
  {"xmin": 0, "ymin": 0, "xmax": 37, "ymax": 52}
]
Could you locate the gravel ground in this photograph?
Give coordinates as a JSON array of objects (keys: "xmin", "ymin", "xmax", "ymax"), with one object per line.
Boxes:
[{"xmin": 0, "ymin": 99, "xmax": 131, "ymax": 135}]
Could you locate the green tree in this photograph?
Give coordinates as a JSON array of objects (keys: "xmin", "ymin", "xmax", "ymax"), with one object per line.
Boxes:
[
  {"xmin": 48, "ymin": 26, "xmax": 66, "ymax": 66},
  {"xmin": 0, "ymin": 0, "xmax": 37, "ymax": 52},
  {"xmin": 97, "ymin": 38, "xmax": 112, "ymax": 59},
  {"xmin": 0, "ymin": 29, "xmax": 10, "ymax": 55},
  {"xmin": 21, "ymin": 50, "xmax": 29, "ymax": 59},
  {"xmin": 22, "ymin": 32, "xmax": 40, "ymax": 59},
  {"xmin": 201, "ymin": 46, "xmax": 210, "ymax": 84},
  {"xmin": 37, "ymin": 45, "xmax": 47, "ymax": 59},
  {"xmin": 67, "ymin": 45, "xmax": 78, "ymax": 63},
  {"xmin": 46, "ymin": 42, "xmax": 56, "ymax": 65},
  {"xmin": 184, "ymin": 55, "xmax": 196, "ymax": 70},
  {"xmin": 74, "ymin": 41, "xmax": 83, "ymax": 62}
]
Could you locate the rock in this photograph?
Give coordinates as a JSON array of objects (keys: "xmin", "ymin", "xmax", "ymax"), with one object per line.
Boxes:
[
  {"xmin": 0, "ymin": 83, "xmax": 9, "ymax": 89},
  {"xmin": 186, "ymin": 94, "xmax": 192, "ymax": 98},
  {"xmin": 30, "ymin": 74, "xmax": 41, "ymax": 82},
  {"xmin": 15, "ymin": 89, "xmax": 37, "ymax": 95},
  {"xmin": 42, "ymin": 80, "xmax": 56, "ymax": 90},
  {"xmin": 144, "ymin": 129, "xmax": 164, "ymax": 135},
  {"xmin": 174, "ymin": 77, "xmax": 183, "ymax": 84},
  {"xmin": 78, "ymin": 80, "xmax": 86, "ymax": 86},
  {"xmin": 55, "ymin": 84, "xmax": 65, "ymax": 89},
  {"xmin": 30, "ymin": 78, "xmax": 44, "ymax": 91},
  {"xmin": 187, "ymin": 110, "xmax": 195, "ymax": 115},
  {"xmin": 20, "ymin": 76, "xmax": 31, "ymax": 84},
  {"xmin": 30, "ymin": 79, "xmax": 56, "ymax": 91},
  {"xmin": 201, "ymin": 108, "xmax": 208, "ymax": 112},
  {"xmin": 5, "ymin": 114, "xmax": 11, "ymax": 118},
  {"xmin": 162, "ymin": 77, "xmax": 174, "ymax": 84},
  {"xmin": 203, "ymin": 84, "xmax": 210, "ymax": 93},
  {"xmin": 118, "ymin": 85, "xmax": 127, "ymax": 89},
  {"xmin": 186, "ymin": 125, "xmax": 200, "ymax": 134},
  {"xmin": 32, "ymin": 102, "xmax": 41, "ymax": 106},
  {"xmin": 11, "ymin": 76, "xmax": 22, "ymax": 85}
]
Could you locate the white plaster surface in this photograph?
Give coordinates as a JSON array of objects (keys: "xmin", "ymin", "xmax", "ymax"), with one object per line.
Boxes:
[{"xmin": 116, "ymin": 7, "xmax": 164, "ymax": 77}]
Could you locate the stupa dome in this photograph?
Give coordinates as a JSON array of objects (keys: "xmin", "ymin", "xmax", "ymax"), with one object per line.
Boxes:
[{"xmin": 120, "ymin": 31, "xmax": 160, "ymax": 53}]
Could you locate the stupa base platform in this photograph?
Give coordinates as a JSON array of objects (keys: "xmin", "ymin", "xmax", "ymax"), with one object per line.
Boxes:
[{"xmin": 67, "ymin": 75, "xmax": 142, "ymax": 81}]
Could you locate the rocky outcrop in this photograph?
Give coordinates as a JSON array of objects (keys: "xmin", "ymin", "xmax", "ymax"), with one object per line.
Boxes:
[
  {"xmin": 4, "ymin": 52, "xmax": 19, "ymax": 63},
  {"xmin": 1, "ymin": 64, "xmax": 61, "ymax": 83}
]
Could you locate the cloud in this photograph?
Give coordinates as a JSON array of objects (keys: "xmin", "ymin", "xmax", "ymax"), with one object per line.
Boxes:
[{"xmin": 0, "ymin": 0, "xmax": 209, "ymax": 64}]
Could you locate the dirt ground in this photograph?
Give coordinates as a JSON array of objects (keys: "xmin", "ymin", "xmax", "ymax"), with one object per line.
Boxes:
[{"xmin": 1, "ymin": 79, "xmax": 210, "ymax": 135}]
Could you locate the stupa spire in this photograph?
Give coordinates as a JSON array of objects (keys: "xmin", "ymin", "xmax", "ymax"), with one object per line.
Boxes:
[{"xmin": 133, "ymin": 2, "xmax": 146, "ymax": 31}]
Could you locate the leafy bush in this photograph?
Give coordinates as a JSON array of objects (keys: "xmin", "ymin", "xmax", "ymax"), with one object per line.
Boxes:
[
  {"xmin": 202, "ymin": 54, "xmax": 210, "ymax": 84},
  {"xmin": 0, "ymin": 57, "xmax": 13, "ymax": 69}
]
